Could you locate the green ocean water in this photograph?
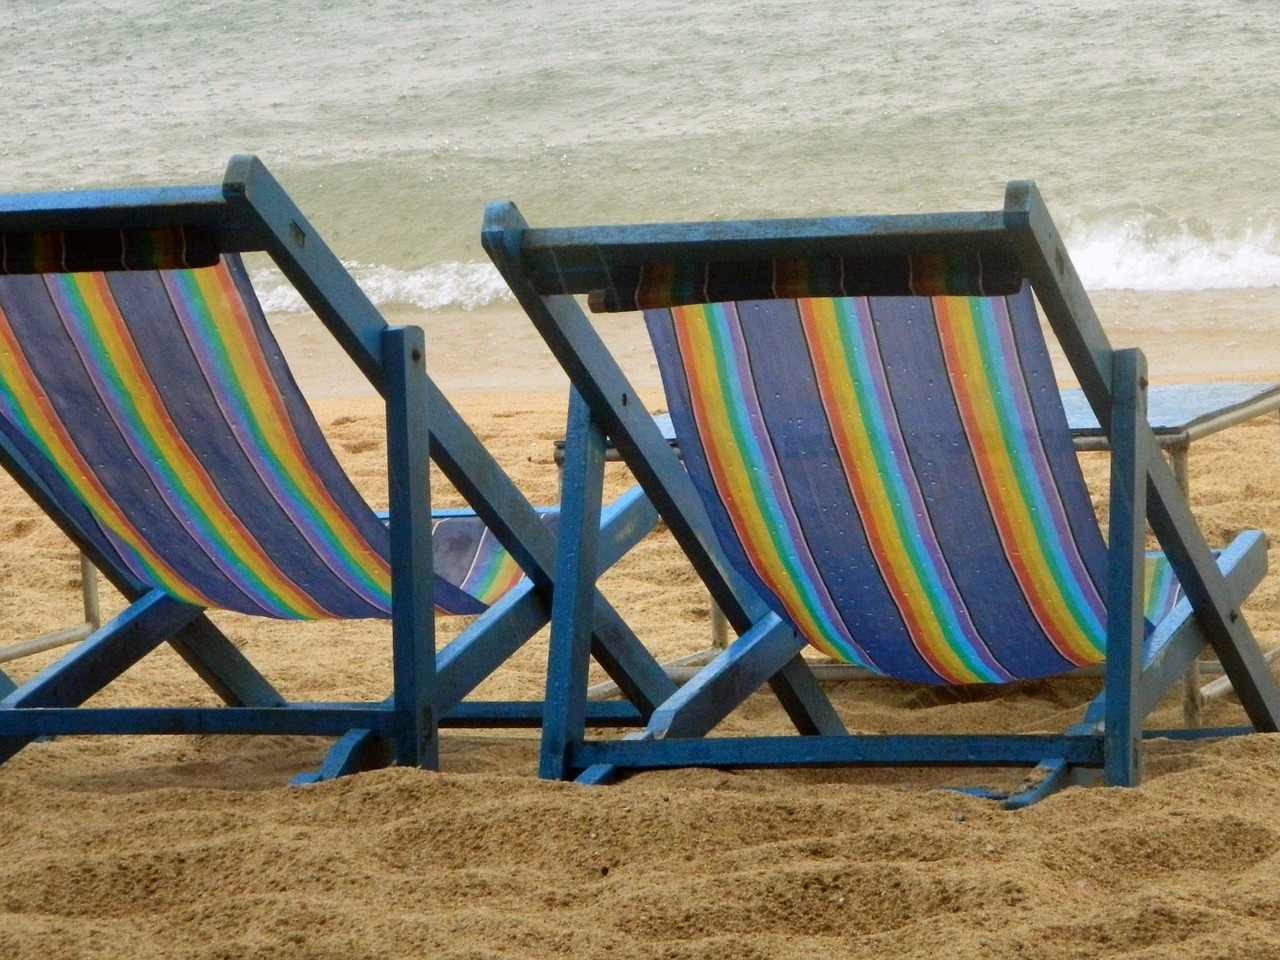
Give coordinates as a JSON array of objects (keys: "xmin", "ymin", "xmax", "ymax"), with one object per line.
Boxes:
[{"xmin": 3, "ymin": 0, "xmax": 1280, "ymax": 310}]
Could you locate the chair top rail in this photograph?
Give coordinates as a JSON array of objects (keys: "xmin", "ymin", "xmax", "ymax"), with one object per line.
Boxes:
[
  {"xmin": 516, "ymin": 209, "xmax": 1014, "ymax": 295},
  {"xmin": 0, "ymin": 184, "xmax": 247, "ymax": 236},
  {"xmin": 0, "ymin": 155, "xmax": 392, "ymax": 393}
]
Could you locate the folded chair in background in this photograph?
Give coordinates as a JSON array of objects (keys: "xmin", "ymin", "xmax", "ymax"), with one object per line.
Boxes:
[
  {"xmin": 483, "ymin": 182, "xmax": 1280, "ymax": 805},
  {"xmin": 0, "ymin": 155, "xmax": 669, "ymax": 781}
]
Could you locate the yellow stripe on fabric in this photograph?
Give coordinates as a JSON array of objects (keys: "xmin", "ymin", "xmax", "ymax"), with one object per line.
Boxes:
[
  {"xmin": 800, "ymin": 297, "xmax": 982, "ymax": 683},
  {"xmin": 1143, "ymin": 554, "xmax": 1179, "ymax": 623},
  {"xmin": 186, "ymin": 267, "xmax": 390, "ymax": 598},
  {"xmin": 0, "ymin": 302, "xmax": 213, "ymax": 605},
  {"xmin": 935, "ymin": 296, "xmax": 1103, "ymax": 664},
  {"xmin": 672, "ymin": 304, "xmax": 843, "ymax": 658},
  {"xmin": 62, "ymin": 273, "xmax": 331, "ymax": 619}
]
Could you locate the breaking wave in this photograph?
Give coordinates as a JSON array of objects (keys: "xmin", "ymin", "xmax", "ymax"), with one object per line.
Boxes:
[
  {"xmin": 1063, "ymin": 212, "xmax": 1280, "ymax": 291},
  {"xmin": 252, "ymin": 261, "xmax": 513, "ymax": 313}
]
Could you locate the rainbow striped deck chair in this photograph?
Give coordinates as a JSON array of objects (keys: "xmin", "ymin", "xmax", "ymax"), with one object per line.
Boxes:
[
  {"xmin": 484, "ymin": 182, "xmax": 1280, "ymax": 804},
  {"xmin": 0, "ymin": 156, "xmax": 666, "ymax": 782}
]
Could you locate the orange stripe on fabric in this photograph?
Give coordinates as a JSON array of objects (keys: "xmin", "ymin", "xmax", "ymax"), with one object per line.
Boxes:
[
  {"xmin": 69, "ymin": 273, "xmax": 330, "ymax": 619},
  {"xmin": 933, "ymin": 296, "xmax": 1102, "ymax": 664},
  {"xmin": 192, "ymin": 266, "xmax": 390, "ymax": 590},
  {"xmin": 0, "ymin": 301, "xmax": 212, "ymax": 604},
  {"xmin": 799, "ymin": 298, "xmax": 976, "ymax": 683},
  {"xmin": 671, "ymin": 304, "xmax": 842, "ymax": 658}
]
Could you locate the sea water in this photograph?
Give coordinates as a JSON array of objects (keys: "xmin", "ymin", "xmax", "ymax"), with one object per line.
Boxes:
[{"xmin": 3, "ymin": 0, "xmax": 1279, "ymax": 371}]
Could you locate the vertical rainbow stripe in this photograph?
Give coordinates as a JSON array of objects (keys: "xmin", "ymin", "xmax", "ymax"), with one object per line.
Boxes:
[
  {"xmin": 0, "ymin": 259, "xmax": 394, "ymax": 619},
  {"xmin": 670, "ymin": 301, "xmax": 876, "ymax": 670},
  {"xmin": 163, "ymin": 267, "xmax": 391, "ymax": 609},
  {"xmin": 1143, "ymin": 554, "xmax": 1181, "ymax": 624},
  {"xmin": 652, "ymin": 289, "xmax": 1133, "ymax": 684},
  {"xmin": 798, "ymin": 297, "xmax": 1011, "ymax": 682},
  {"xmin": 933, "ymin": 295, "xmax": 1105, "ymax": 664},
  {"xmin": 44, "ymin": 270, "xmax": 337, "ymax": 618},
  {"xmin": 433, "ymin": 520, "xmax": 527, "ymax": 609},
  {"xmin": 0, "ymin": 305, "xmax": 202, "ymax": 598}
]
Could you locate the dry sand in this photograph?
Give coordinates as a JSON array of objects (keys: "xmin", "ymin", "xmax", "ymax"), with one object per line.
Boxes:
[{"xmin": 4, "ymin": 305, "xmax": 1280, "ymax": 958}]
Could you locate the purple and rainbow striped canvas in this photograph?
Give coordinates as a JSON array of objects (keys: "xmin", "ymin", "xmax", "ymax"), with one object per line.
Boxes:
[
  {"xmin": 0, "ymin": 256, "xmax": 519, "ymax": 619},
  {"xmin": 645, "ymin": 286, "xmax": 1180, "ymax": 684}
]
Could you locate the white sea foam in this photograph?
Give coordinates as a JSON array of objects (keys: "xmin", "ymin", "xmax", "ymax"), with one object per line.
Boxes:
[
  {"xmin": 252, "ymin": 262, "xmax": 513, "ymax": 313},
  {"xmin": 1064, "ymin": 214, "xmax": 1280, "ymax": 292}
]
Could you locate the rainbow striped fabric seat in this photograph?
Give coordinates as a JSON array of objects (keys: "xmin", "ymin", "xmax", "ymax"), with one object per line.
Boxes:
[
  {"xmin": 644, "ymin": 286, "xmax": 1182, "ymax": 685},
  {"xmin": 0, "ymin": 255, "xmax": 531, "ymax": 620}
]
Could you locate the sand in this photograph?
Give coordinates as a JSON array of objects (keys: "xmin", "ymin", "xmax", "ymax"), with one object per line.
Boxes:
[{"xmin": 4, "ymin": 306, "xmax": 1280, "ymax": 958}]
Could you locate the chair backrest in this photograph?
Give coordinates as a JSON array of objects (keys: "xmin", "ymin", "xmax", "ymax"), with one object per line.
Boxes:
[
  {"xmin": 0, "ymin": 253, "xmax": 396, "ymax": 620},
  {"xmin": 640, "ymin": 286, "xmax": 1114, "ymax": 684}
]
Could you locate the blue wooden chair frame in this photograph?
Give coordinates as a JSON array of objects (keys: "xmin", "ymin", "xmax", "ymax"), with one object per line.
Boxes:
[
  {"xmin": 482, "ymin": 182, "xmax": 1280, "ymax": 804},
  {"xmin": 0, "ymin": 155, "xmax": 673, "ymax": 781}
]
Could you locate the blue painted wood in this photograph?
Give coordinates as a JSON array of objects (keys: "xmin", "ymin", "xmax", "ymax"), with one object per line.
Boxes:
[
  {"xmin": 0, "ymin": 429, "xmax": 285, "ymax": 710},
  {"xmin": 434, "ymin": 484, "xmax": 659, "ymax": 709},
  {"xmin": 303, "ymin": 482, "xmax": 659, "ymax": 783},
  {"xmin": 647, "ymin": 613, "xmax": 804, "ymax": 739},
  {"xmin": 1104, "ymin": 349, "xmax": 1149, "ymax": 787},
  {"xmin": 568, "ymin": 734, "xmax": 1105, "ymax": 771},
  {"xmin": 0, "ymin": 156, "xmax": 668, "ymax": 784},
  {"xmin": 541, "ymin": 390, "xmax": 608, "ymax": 778},
  {"xmin": 164, "ymin": 619, "xmax": 285, "ymax": 709},
  {"xmin": 1001, "ymin": 759, "xmax": 1074, "ymax": 810},
  {"xmin": 575, "ymin": 765, "xmax": 622, "ymax": 786},
  {"xmin": 1137, "ymin": 531, "xmax": 1267, "ymax": 719},
  {"xmin": 483, "ymin": 202, "xmax": 774, "ymax": 634},
  {"xmin": 1003, "ymin": 181, "xmax": 1116, "ymax": 414},
  {"xmin": 223, "ymin": 155, "xmax": 389, "ymax": 390},
  {"xmin": 1, "ymin": 591, "xmax": 202, "ymax": 711},
  {"xmin": 444, "ymin": 700, "xmax": 643, "ymax": 727},
  {"xmin": 383, "ymin": 325, "xmax": 437, "ymax": 769},
  {"xmin": 0, "ymin": 705, "xmax": 395, "ymax": 737},
  {"xmin": 438, "ymin": 583, "xmax": 547, "ymax": 707},
  {"xmin": 0, "ymin": 185, "xmax": 229, "ymax": 234},
  {"xmin": 1005, "ymin": 181, "xmax": 1280, "ymax": 732},
  {"xmin": 516, "ymin": 211, "xmax": 1012, "ymax": 295},
  {"xmin": 584, "ymin": 608, "xmax": 679, "ymax": 715},
  {"xmin": 768, "ymin": 654, "xmax": 849, "ymax": 737},
  {"xmin": 1061, "ymin": 382, "xmax": 1280, "ymax": 437},
  {"xmin": 425, "ymin": 378, "xmax": 675, "ymax": 711},
  {"xmin": 485, "ymin": 181, "xmax": 1280, "ymax": 799},
  {"xmin": 0, "ymin": 590, "xmax": 204, "ymax": 763},
  {"xmin": 298, "ymin": 696, "xmax": 647, "ymax": 784},
  {"xmin": 576, "ymin": 730, "xmax": 654, "ymax": 786},
  {"xmin": 291, "ymin": 728, "xmax": 392, "ymax": 785},
  {"xmin": 484, "ymin": 202, "xmax": 840, "ymax": 744},
  {"xmin": 0, "ymin": 670, "xmax": 15, "ymax": 699},
  {"xmin": 1143, "ymin": 456, "xmax": 1280, "ymax": 728}
]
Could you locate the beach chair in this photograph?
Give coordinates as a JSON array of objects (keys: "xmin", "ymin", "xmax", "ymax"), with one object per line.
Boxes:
[
  {"xmin": 0, "ymin": 155, "xmax": 670, "ymax": 781},
  {"xmin": 482, "ymin": 182, "xmax": 1280, "ymax": 804}
]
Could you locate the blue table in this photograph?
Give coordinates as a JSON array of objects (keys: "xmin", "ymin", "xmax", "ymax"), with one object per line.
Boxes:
[{"xmin": 1061, "ymin": 381, "xmax": 1280, "ymax": 495}]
